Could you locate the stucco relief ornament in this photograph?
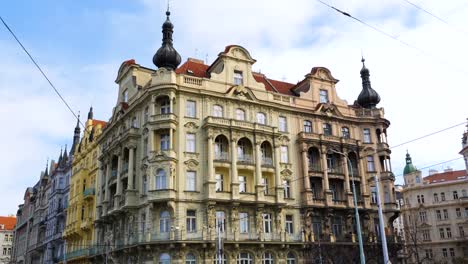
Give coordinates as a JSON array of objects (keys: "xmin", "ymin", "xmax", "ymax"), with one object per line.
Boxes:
[
  {"xmin": 184, "ymin": 159, "xmax": 199, "ymax": 170},
  {"xmin": 184, "ymin": 121, "xmax": 199, "ymax": 130}
]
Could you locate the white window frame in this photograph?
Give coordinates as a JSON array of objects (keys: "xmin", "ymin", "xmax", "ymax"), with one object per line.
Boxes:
[
  {"xmin": 263, "ymin": 213, "xmax": 272, "ymax": 233},
  {"xmin": 155, "ymin": 169, "xmax": 167, "ymax": 190},
  {"xmin": 280, "ymin": 146, "xmax": 289, "ymax": 163},
  {"xmin": 283, "ymin": 180, "xmax": 291, "ymax": 198},
  {"xmin": 363, "ymin": 128, "xmax": 371, "ymax": 143},
  {"xmin": 239, "ymin": 212, "xmax": 249, "ymax": 233},
  {"xmin": 319, "ymin": 89, "xmax": 328, "ymax": 103},
  {"xmin": 239, "ymin": 176, "xmax": 247, "ymax": 193},
  {"xmin": 186, "ymin": 100, "xmax": 196, "ymax": 118},
  {"xmin": 186, "ymin": 133, "xmax": 196, "ymax": 153},
  {"xmin": 236, "ymin": 109, "xmax": 246, "ymax": 121},
  {"xmin": 285, "ymin": 215, "xmax": 293, "ymax": 234},
  {"xmin": 160, "ymin": 133, "xmax": 170, "ymax": 151},
  {"xmin": 278, "ymin": 116, "xmax": 287, "ymax": 132},
  {"xmin": 213, "ymin": 105, "xmax": 223, "ymax": 117},
  {"xmin": 186, "ymin": 210, "xmax": 196, "ymax": 233},
  {"xmin": 257, "ymin": 112, "xmax": 266, "ymax": 125},
  {"xmin": 234, "ymin": 71, "xmax": 243, "ymax": 85},
  {"xmin": 160, "ymin": 211, "xmax": 171, "ymax": 233},
  {"xmin": 186, "ymin": 171, "xmax": 196, "ymax": 191},
  {"xmin": 304, "ymin": 120, "xmax": 312, "ymax": 133},
  {"xmin": 123, "ymin": 89, "xmax": 129, "ymax": 103},
  {"xmin": 216, "ymin": 211, "xmax": 226, "ymax": 232},
  {"xmin": 215, "ymin": 174, "xmax": 224, "ymax": 192}
]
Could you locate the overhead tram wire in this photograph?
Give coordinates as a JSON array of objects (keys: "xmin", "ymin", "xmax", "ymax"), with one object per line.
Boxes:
[
  {"xmin": 0, "ymin": 15, "xmax": 85, "ymax": 129},
  {"xmin": 314, "ymin": 0, "xmax": 468, "ymax": 75}
]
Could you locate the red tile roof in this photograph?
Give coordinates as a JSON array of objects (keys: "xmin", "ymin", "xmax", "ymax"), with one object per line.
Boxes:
[
  {"xmin": 424, "ymin": 170, "xmax": 467, "ymax": 184},
  {"xmin": 92, "ymin": 119, "xmax": 107, "ymax": 128},
  {"xmin": 176, "ymin": 58, "xmax": 295, "ymax": 95},
  {"xmin": 0, "ymin": 216, "xmax": 16, "ymax": 230}
]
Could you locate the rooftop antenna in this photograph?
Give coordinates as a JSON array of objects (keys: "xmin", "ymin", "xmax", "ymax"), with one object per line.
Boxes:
[{"xmin": 167, "ymin": 0, "xmax": 171, "ymax": 12}]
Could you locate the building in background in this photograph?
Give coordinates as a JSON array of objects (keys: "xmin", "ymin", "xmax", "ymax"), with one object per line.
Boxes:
[
  {"xmin": 401, "ymin": 151, "xmax": 468, "ymax": 263},
  {"xmin": 63, "ymin": 108, "xmax": 106, "ymax": 264},
  {"xmin": 87, "ymin": 10, "xmax": 400, "ymax": 264},
  {"xmin": 0, "ymin": 216, "xmax": 16, "ymax": 264},
  {"xmin": 461, "ymin": 121, "xmax": 468, "ymax": 174}
]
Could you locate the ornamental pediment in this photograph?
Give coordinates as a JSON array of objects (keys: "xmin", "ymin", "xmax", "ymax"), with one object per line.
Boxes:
[
  {"xmin": 315, "ymin": 103, "xmax": 343, "ymax": 117},
  {"xmin": 226, "ymin": 85, "xmax": 256, "ymax": 101}
]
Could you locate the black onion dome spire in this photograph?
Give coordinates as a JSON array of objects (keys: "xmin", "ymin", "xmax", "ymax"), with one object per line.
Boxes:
[
  {"xmin": 153, "ymin": 10, "xmax": 181, "ymax": 70},
  {"xmin": 357, "ymin": 57, "xmax": 381, "ymax": 109},
  {"xmin": 87, "ymin": 106, "xmax": 93, "ymax": 120},
  {"xmin": 70, "ymin": 114, "xmax": 81, "ymax": 155}
]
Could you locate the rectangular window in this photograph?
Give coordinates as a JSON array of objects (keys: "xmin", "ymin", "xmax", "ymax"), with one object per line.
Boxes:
[
  {"xmin": 216, "ymin": 211, "xmax": 225, "ymax": 232},
  {"xmin": 434, "ymin": 193, "xmax": 439, "ymax": 203},
  {"xmin": 443, "ymin": 209, "xmax": 449, "ymax": 219},
  {"xmin": 456, "ymin": 208, "xmax": 462, "ymax": 218},
  {"xmin": 442, "ymin": 248, "xmax": 448, "ymax": 258},
  {"xmin": 263, "ymin": 213, "xmax": 272, "ymax": 233},
  {"xmin": 450, "ymin": 248, "xmax": 455, "ymax": 257},
  {"xmin": 363, "ymin": 128, "xmax": 371, "ymax": 143},
  {"xmin": 239, "ymin": 176, "xmax": 247, "ymax": 193},
  {"xmin": 143, "ymin": 138, "xmax": 148, "ymax": 157},
  {"xmin": 459, "ymin": 226, "xmax": 465, "ymax": 237},
  {"xmin": 440, "ymin": 228, "xmax": 445, "ymax": 239},
  {"xmin": 213, "ymin": 105, "xmax": 223, "ymax": 117},
  {"xmin": 367, "ymin": 156, "xmax": 375, "ymax": 171},
  {"xmin": 278, "ymin": 116, "xmax": 287, "ymax": 132},
  {"xmin": 319, "ymin": 89, "xmax": 329, "ymax": 103},
  {"xmin": 465, "ymin": 207, "xmax": 468, "ymax": 217},
  {"xmin": 186, "ymin": 133, "xmax": 196, "ymax": 152},
  {"xmin": 186, "ymin": 171, "xmax": 196, "ymax": 191},
  {"xmin": 446, "ymin": 227, "xmax": 452, "ymax": 238},
  {"xmin": 304, "ymin": 121, "xmax": 312, "ymax": 133},
  {"xmin": 425, "ymin": 249, "xmax": 433, "ymax": 259},
  {"xmin": 144, "ymin": 107, "xmax": 149, "ymax": 123},
  {"xmin": 122, "ymin": 89, "xmax": 128, "ymax": 103},
  {"xmin": 160, "ymin": 133, "xmax": 170, "ymax": 150},
  {"xmin": 280, "ymin": 146, "xmax": 289, "ymax": 163},
  {"xmin": 186, "ymin": 210, "xmax": 196, "ymax": 233},
  {"xmin": 234, "ymin": 71, "xmax": 243, "ymax": 85},
  {"xmin": 436, "ymin": 210, "xmax": 442, "ymax": 220},
  {"xmin": 285, "ymin": 215, "xmax": 293, "ymax": 234},
  {"xmin": 262, "ymin": 177, "xmax": 269, "ymax": 195},
  {"xmin": 453, "ymin": 191, "xmax": 459, "ymax": 199},
  {"xmin": 441, "ymin": 192, "xmax": 446, "ymax": 201},
  {"xmin": 419, "ymin": 211, "xmax": 427, "ymax": 222},
  {"xmin": 215, "ymin": 174, "xmax": 224, "ymax": 192},
  {"xmin": 422, "ymin": 230, "xmax": 430, "ymax": 241},
  {"xmin": 239, "ymin": 212, "xmax": 249, "ymax": 233},
  {"xmin": 236, "ymin": 109, "xmax": 245, "ymax": 121},
  {"xmin": 256, "ymin": 113, "xmax": 266, "ymax": 125},
  {"xmin": 186, "ymin": 100, "xmax": 196, "ymax": 118},
  {"xmin": 283, "ymin": 180, "xmax": 291, "ymax": 198}
]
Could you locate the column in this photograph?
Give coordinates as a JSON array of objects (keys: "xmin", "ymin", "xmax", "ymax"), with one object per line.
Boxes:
[
  {"xmin": 343, "ymin": 157, "xmax": 351, "ymax": 193},
  {"xmin": 128, "ymin": 147, "xmax": 135, "ymax": 190},
  {"xmin": 207, "ymin": 136, "xmax": 214, "ymax": 181},
  {"xmin": 255, "ymin": 142, "xmax": 262, "ymax": 186},
  {"xmin": 105, "ymin": 164, "xmax": 110, "ymax": 202},
  {"xmin": 96, "ymin": 166, "xmax": 103, "ymax": 204},
  {"xmin": 169, "ymin": 128, "xmax": 173, "ymax": 150},
  {"xmin": 320, "ymin": 149, "xmax": 330, "ymax": 190},
  {"xmin": 301, "ymin": 149, "xmax": 311, "ymax": 190},
  {"xmin": 116, "ymin": 154, "xmax": 122, "ymax": 195},
  {"xmin": 230, "ymin": 138, "xmax": 238, "ymax": 198},
  {"xmin": 275, "ymin": 144, "xmax": 282, "ymax": 191},
  {"xmin": 149, "ymin": 130, "xmax": 155, "ymax": 153},
  {"xmin": 169, "ymin": 96, "xmax": 173, "ymax": 114}
]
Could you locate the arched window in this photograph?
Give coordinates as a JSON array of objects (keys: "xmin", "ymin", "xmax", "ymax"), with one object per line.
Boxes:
[
  {"xmin": 323, "ymin": 123, "xmax": 332, "ymax": 136},
  {"xmin": 214, "ymin": 135, "xmax": 229, "ymax": 160},
  {"xmin": 186, "ymin": 253, "xmax": 196, "ymax": 264},
  {"xmin": 213, "ymin": 253, "xmax": 227, "ymax": 264},
  {"xmin": 286, "ymin": 253, "xmax": 296, "ymax": 264},
  {"xmin": 341, "ymin": 127, "xmax": 350, "ymax": 139},
  {"xmin": 237, "ymin": 252, "xmax": 253, "ymax": 264},
  {"xmin": 159, "ymin": 97, "xmax": 171, "ymax": 114},
  {"xmin": 262, "ymin": 252, "xmax": 274, "ymax": 264},
  {"xmin": 155, "ymin": 169, "xmax": 167, "ymax": 190},
  {"xmin": 159, "ymin": 253, "xmax": 171, "ymax": 264},
  {"xmin": 236, "ymin": 109, "xmax": 246, "ymax": 121},
  {"xmin": 304, "ymin": 120, "xmax": 312, "ymax": 133},
  {"xmin": 213, "ymin": 105, "xmax": 223, "ymax": 117},
  {"xmin": 257, "ymin": 112, "xmax": 267, "ymax": 125},
  {"xmin": 160, "ymin": 211, "xmax": 171, "ymax": 233}
]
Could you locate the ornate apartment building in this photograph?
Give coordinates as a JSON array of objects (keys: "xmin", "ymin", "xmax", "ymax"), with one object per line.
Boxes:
[
  {"xmin": 401, "ymin": 152, "xmax": 468, "ymax": 263},
  {"xmin": 0, "ymin": 216, "xmax": 16, "ymax": 264},
  {"xmin": 87, "ymin": 10, "xmax": 399, "ymax": 264},
  {"xmin": 43, "ymin": 146, "xmax": 73, "ymax": 264},
  {"xmin": 11, "ymin": 120, "xmax": 79, "ymax": 264},
  {"xmin": 63, "ymin": 108, "xmax": 106, "ymax": 264}
]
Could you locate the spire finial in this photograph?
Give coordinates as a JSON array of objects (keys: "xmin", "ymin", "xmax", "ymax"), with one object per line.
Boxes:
[
  {"xmin": 153, "ymin": 4, "xmax": 181, "ymax": 70},
  {"xmin": 167, "ymin": 0, "xmax": 170, "ymax": 16},
  {"xmin": 44, "ymin": 158, "xmax": 49, "ymax": 176},
  {"xmin": 87, "ymin": 106, "xmax": 93, "ymax": 120}
]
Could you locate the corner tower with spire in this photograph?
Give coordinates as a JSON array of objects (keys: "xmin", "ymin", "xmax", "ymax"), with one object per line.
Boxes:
[
  {"xmin": 357, "ymin": 57, "xmax": 381, "ymax": 108},
  {"xmin": 153, "ymin": 8, "xmax": 181, "ymax": 70}
]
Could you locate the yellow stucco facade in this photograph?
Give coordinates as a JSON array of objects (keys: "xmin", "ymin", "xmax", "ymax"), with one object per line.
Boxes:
[{"xmin": 63, "ymin": 113, "xmax": 105, "ymax": 264}]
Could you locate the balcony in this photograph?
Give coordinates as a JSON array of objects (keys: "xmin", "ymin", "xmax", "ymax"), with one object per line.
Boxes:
[
  {"xmin": 214, "ymin": 152, "xmax": 229, "ymax": 162},
  {"xmin": 80, "ymin": 217, "xmax": 93, "ymax": 230},
  {"xmin": 237, "ymin": 154, "xmax": 254, "ymax": 165},
  {"xmin": 148, "ymin": 189, "xmax": 176, "ymax": 203},
  {"xmin": 332, "ymin": 199, "xmax": 347, "ymax": 207},
  {"xmin": 261, "ymin": 157, "xmax": 273, "ymax": 167},
  {"xmin": 150, "ymin": 113, "xmax": 178, "ymax": 126},
  {"xmin": 203, "ymin": 117, "xmax": 275, "ymax": 133},
  {"xmin": 83, "ymin": 188, "xmax": 95, "ymax": 199},
  {"xmin": 328, "ymin": 166, "xmax": 344, "ymax": 175},
  {"xmin": 308, "ymin": 163, "xmax": 322, "ymax": 173},
  {"xmin": 298, "ymin": 132, "xmax": 358, "ymax": 146}
]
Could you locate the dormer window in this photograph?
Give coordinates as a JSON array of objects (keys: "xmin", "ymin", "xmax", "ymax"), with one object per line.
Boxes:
[
  {"xmin": 234, "ymin": 71, "xmax": 243, "ymax": 85},
  {"xmin": 123, "ymin": 89, "xmax": 129, "ymax": 103},
  {"xmin": 319, "ymin": 89, "xmax": 329, "ymax": 103}
]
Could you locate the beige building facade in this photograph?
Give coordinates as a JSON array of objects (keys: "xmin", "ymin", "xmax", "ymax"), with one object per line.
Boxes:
[
  {"xmin": 401, "ymin": 153, "xmax": 468, "ymax": 263},
  {"xmin": 90, "ymin": 11, "xmax": 400, "ymax": 264}
]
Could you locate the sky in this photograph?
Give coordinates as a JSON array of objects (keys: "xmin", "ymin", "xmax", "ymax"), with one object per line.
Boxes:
[{"xmin": 0, "ymin": 0, "xmax": 467, "ymax": 215}]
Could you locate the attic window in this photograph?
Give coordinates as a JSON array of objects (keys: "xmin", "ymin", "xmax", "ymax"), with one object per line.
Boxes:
[
  {"xmin": 186, "ymin": 69, "xmax": 194, "ymax": 75},
  {"xmin": 234, "ymin": 71, "xmax": 243, "ymax": 85}
]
